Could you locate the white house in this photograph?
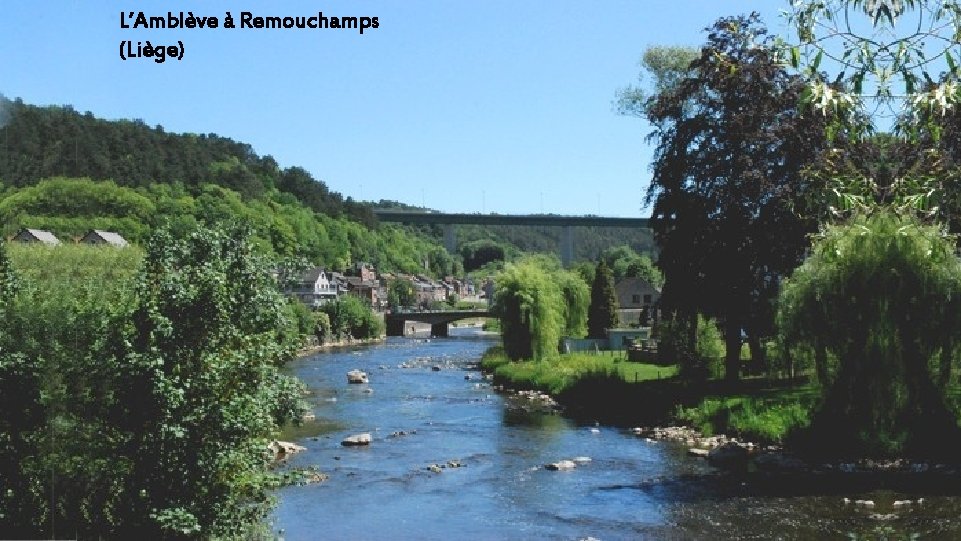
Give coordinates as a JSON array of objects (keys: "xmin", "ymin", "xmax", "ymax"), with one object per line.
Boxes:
[{"xmin": 290, "ymin": 267, "xmax": 339, "ymax": 307}]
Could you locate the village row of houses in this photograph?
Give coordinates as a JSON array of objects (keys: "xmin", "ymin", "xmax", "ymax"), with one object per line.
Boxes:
[
  {"xmin": 287, "ymin": 262, "xmax": 479, "ymax": 311},
  {"xmin": 9, "ymin": 228, "xmax": 130, "ymax": 247}
]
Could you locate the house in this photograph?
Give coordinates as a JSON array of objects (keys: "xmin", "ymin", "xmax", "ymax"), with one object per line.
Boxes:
[
  {"xmin": 345, "ymin": 276, "xmax": 383, "ymax": 308},
  {"xmin": 11, "ymin": 228, "xmax": 61, "ymax": 245},
  {"xmin": 352, "ymin": 262, "xmax": 377, "ymax": 282},
  {"xmin": 412, "ymin": 275, "xmax": 447, "ymax": 308},
  {"xmin": 289, "ymin": 267, "xmax": 339, "ymax": 308},
  {"xmin": 614, "ymin": 277, "xmax": 660, "ymax": 326},
  {"xmin": 80, "ymin": 230, "xmax": 129, "ymax": 247}
]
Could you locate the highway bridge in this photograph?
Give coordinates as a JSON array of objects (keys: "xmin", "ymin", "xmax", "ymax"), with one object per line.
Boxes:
[{"xmin": 374, "ymin": 210, "xmax": 651, "ymax": 266}]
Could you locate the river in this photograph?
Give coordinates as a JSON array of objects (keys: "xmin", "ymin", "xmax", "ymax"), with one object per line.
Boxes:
[{"xmin": 270, "ymin": 328, "xmax": 961, "ymax": 540}]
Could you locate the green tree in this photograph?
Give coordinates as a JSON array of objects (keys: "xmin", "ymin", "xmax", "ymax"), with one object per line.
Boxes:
[
  {"xmin": 492, "ymin": 258, "xmax": 565, "ymax": 361},
  {"xmin": 587, "ymin": 260, "xmax": 618, "ymax": 339},
  {"xmin": 615, "ymin": 45, "xmax": 699, "ymax": 119},
  {"xmin": 461, "ymin": 239, "xmax": 506, "ymax": 272},
  {"xmin": 780, "ymin": 211, "xmax": 961, "ymax": 458},
  {"xmin": 320, "ymin": 295, "xmax": 384, "ymax": 340},
  {"xmin": 0, "ymin": 228, "xmax": 307, "ymax": 538},
  {"xmin": 387, "ymin": 277, "xmax": 416, "ymax": 309},
  {"xmin": 120, "ymin": 226, "xmax": 307, "ymax": 537}
]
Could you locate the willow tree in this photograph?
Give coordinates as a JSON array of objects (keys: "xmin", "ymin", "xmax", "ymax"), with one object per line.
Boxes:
[
  {"xmin": 780, "ymin": 211, "xmax": 961, "ymax": 457},
  {"xmin": 493, "ymin": 257, "xmax": 587, "ymax": 361}
]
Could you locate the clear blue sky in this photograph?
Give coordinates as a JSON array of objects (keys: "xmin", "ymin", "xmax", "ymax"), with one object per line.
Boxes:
[{"xmin": 0, "ymin": 1, "xmax": 785, "ymax": 217}]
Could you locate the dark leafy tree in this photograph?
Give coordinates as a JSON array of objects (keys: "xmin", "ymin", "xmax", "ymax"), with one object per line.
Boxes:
[
  {"xmin": 460, "ymin": 239, "xmax": 506, "ymax": 272},
  {"xmin": 587, "ymin": 260, "xmax": 618, "ymax": 339},
  {"xmin": 644, "ymin": 13, "xmax": 833, "ymax": 381}
]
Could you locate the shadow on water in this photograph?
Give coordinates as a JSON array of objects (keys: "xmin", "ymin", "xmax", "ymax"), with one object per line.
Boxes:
[{"xmin": 501, "ymin": 406, "xmax": 570, "ymax": 430}]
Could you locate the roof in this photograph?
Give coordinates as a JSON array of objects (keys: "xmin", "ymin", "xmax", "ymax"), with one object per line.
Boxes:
[
  {"xmin": 84, "ymin": 230, "xmax": 129, "ymax": 247},
  {"xmin": 345, "ymin": 276, "xmax": 377, "ymax": 288},
  {"xmin": 300, "ymin": 267, "xmax": 327, "ymax": 284},
  {"xmin": 20, "ymin": 228, "xmax": 61, "ymax": 245},
  {"xmin": 614, "ymin": 276, "xmax": 661, "ymax": 294}
]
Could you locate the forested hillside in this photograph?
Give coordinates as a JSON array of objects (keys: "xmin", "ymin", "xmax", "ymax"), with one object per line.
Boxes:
[{"xmin": 0, "ymin": 98, "xmax": 457, "ymax": 275}]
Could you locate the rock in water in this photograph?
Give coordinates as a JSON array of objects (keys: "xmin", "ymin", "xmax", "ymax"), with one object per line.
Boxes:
[
  {"xmin": 268, "ymin": 440, "xmax": 306, "ymax": 458},
  {"xmin": 347, "ymin": 369, "xmax": 369, "ymax": 384},
  {"xmin": 687, "ymin": 448, "xmax": 710, "ymax": 458},
  {"xmin": 544, "ymin": 460, "xmax": 577, "ymax": 471},
  {"xmin": 341, "ymin": 433, "xmax": 372, "ymax": 446}
]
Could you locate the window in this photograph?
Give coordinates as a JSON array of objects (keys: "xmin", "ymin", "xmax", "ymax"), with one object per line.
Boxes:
[
  {"xmin": 643, "ymin": 294, "xmax": 652, "ymax": 304},
  {"xmin": 632, "ymin": 294, "xmax": 641, "ymax": 304}
]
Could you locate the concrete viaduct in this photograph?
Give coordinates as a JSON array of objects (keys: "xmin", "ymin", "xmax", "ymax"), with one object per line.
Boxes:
[{"xmin": 373, "ymin": 210, "xmax": 651, "ymax": 266}]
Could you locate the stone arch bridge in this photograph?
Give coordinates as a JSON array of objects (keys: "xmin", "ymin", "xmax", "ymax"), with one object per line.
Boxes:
[{"xmin": 385, "ymin": 309, "xmax": 492, "ymax": 337}]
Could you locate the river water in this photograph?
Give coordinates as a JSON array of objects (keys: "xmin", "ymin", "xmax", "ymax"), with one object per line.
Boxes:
[{"xmin": 270, "ymin": 329, "xmax": 961, "ymax": 540}]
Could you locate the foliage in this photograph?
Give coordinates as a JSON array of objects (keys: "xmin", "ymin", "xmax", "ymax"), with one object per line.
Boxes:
[
  {"xmin": 656, "ymin": 314, "xmax": 725, "ymax": 377},
  {"xmin": 460, "ymin": 239, "xmax": 507, "ymax": 272},
  {"xmin": 313, "ymin": 311, "xmax": 332, "ymax": 344},
  {"xmin": 493, "ymin": 257, "xmax": 570, "ymax": 361},
  {"xmin": 318, "ymin": 295, "xmax": 384, "ymax": 340},
  {"xmin": 399, "ymin": 218, "xmax": 656, "ymax": 267},
  {"xmin": 387, "ymin": 277, "xmax": 416, "ymax": 309},
  {"xmin": 779, "ymin": 211, "xmax": 961, "ymax": 457},
  {"xmin": 644, "ymin": 13, "xmax": 834, "ymax": 381},
  {"xmin": 675, "ymin": 388, "xmax": 818, "ymax": 443},
  {"xmin": 599, "ymin": 245, "xmax": 664, "ymax": 286},
  {"xmin": 615, "ymin": 45, "xmax": 700, "ymax": 119},
  {"xmin": 287, "ymin": 298, "xmax": 317, "ymax": 340},
  {"xmin": 0, "ymin": 98, "xmax": 374, "ymax": 226},
  {"xmin": 481, "ymin": 318, "xmax": 501, "ymax": 333},
  {"xmin": 556, "ymin": 269, "xmax": 590, "ymax": 338},
  {"xmin": 587, "ymin": 260, "xmax": 618, "ymax": 339},
  {"xmin": 783, "ymin": 0, "xmax": 961, "ymax": 131},
  {"xmin": 0, "ymin": 177, "xmax": 449, "ymax": 277},
  {"xmin": 0, "ymin": 229, "xmax": 307, "ymax": 538},
  {"xmin": 481, "ymin": 348, "xmax": 676, "ymax": 396}
]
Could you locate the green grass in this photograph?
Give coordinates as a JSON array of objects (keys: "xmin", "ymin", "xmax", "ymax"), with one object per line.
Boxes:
[
  {"xmin": 674, "ymin": 385, "xmax": 820, "ymax": 443},
  {"xmin": 7, "ymin": 243, "xmax": 143, "ymax": 303},
  {"xmin": 481, "ymin": 347, "xmax": 677, "ymax": 395}
]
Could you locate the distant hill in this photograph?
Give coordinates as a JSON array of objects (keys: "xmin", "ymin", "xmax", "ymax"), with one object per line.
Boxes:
[
  {"xmin": 0, "ymin": 97, "xmax": 459, "ymax": 276},
  {"xmin": 0, "ymin": 96, "xmax": 375, "ymax": 227}
]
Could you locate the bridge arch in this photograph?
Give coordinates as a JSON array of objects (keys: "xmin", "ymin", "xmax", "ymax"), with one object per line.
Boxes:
[{"xmin": 385, "ymin": 309, "xmax": 492, "ymax": 337}]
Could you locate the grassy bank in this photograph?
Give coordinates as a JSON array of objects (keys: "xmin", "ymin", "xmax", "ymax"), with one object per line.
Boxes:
[
  {"xmin": 675, "ymin": 385, "xmax": 821, "ymax": 444},
  {"xmin": 481, "ymin": 347, "xmax": 676, "ymax": 395},
  {"xmin": 481, "ymin": 345, "xmax": 821, "ymax": 433}
]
